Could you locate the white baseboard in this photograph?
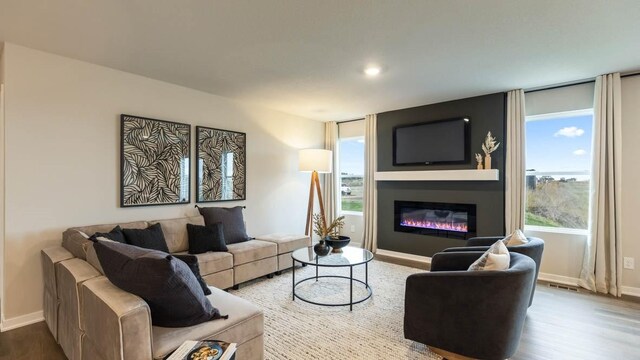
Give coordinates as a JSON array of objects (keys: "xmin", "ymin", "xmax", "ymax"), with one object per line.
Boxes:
[
  {"xmin": 375, "ymin": 248, "xmax": 432, "ymax": 265},
  {"xmin": 0, "ymin": 310, "xmax": 44, "ymax": 332},
  {"xmin": 537, "ymin": 272, "xmax": 580, "ymax": 286},
  {"xmin": 538, "ymin": 273, "xmax": 640, "ymax": 298},
  {"xmin": 621, "ymin": 286, "xmax": 640, "ymax": 298}
]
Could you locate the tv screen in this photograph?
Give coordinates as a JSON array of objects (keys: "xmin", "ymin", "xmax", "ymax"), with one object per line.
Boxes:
[{"xmin": 393, "ymin": 117, "xmax": 469, "ymax": 165}]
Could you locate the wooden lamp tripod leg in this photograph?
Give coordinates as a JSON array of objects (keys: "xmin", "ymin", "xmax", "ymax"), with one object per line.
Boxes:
[{"xmin": 304, "ymin": 171, "xmax": 316, "ymax": 236}]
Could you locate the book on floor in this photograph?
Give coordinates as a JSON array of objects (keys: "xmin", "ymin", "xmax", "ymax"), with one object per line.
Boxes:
[{"xmin": 167, "ymin": 339, "xmax": 236, "ymax": 360}]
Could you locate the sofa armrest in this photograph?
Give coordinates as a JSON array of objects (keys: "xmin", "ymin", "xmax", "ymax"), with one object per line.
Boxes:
[
  {"xmin": 430, "ymin": 251, "xmax": 483, "ymax": 272},
  {"xmin": 81, "ymin": 277, "xmax": 153, "ymax": 360},
  {"xmin": 442, "ymin": 245, "xmax": 490, "ymax": 253},
  {"xmin": 466, "ymin": 236, "xmax": 504, "ymax": 246}
]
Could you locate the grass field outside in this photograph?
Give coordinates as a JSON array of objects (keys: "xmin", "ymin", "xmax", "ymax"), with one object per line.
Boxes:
[
  {"xmin": 341, "ymin": 177, "xmax": 363, "ymax": 213},
  {"xmin": 525, "ymin": 179, "xmax": 589, "ymax": 230}
]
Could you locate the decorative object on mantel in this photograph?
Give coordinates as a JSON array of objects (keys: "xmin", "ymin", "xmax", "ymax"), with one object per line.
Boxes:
[
  {"xmin": 313, "ymin": 213, "xmax": 348, "ymax": 253},
  {"xmin": 120, "ymin": 114, "xmax": 190, "ymax": 207},
  {"xmin": 196, "ymin": 126, "xmax": 246, "ymax": 203},
  {"xmin": 481, "ymin": 131, "xmax": 500, "ymax": 169},
  {"xmin": 475, "ymin": 153, "xmax": 484, "ymax": 170}
]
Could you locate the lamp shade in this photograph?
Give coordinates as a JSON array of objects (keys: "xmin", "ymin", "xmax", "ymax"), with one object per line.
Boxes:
[{"xmin": 299, "ymin": 149, "xmax": 332, "ymax": 173}]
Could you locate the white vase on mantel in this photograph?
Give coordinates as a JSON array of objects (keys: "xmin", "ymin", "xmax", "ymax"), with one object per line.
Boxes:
[
  {"xmin": 477, "ymin": 163, "xmax": 483, "ymax": 170},
  {"xmin": 484, "ymin": 154, "xmax": 492, "ymax": 170}
]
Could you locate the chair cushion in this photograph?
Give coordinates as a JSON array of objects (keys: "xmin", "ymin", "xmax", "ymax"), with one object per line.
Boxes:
[
  {"xmin": 468, "ymin": 240, "xmax": 510, "ymax": 271},
  {"xmin": 255, "ymin": 233, "xmax": 310, "ymax": 254},
  {"xmin": 152, "ymin": 216, "xmax": 205, "ymax": 253},
  {"xmin": 187, "ymin": 223, "xmax": 228, "ymax": 254},
  {"xmin": 174, "ymin": 251, "xmax": 234, "ymax": 276},
  {"xmin": 123, "ymin": 223, "xmax": 170, "ymax": 253},
  {"xmin": 93, "ymin": 241, "xmax": 221, "ymax": 327},
  {"xmin": 502, "ymin": 229, "xmax": 529, "ymax": 246},
  {"xmin": 226, "ymin": 240, "xmax": 277, "ymax": 266},
  {"xmin": 198, "ymin": 206, "xmax": 250, "ymax": 244}
]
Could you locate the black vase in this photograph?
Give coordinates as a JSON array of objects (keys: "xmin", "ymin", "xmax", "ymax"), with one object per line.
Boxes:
[{"xmin": 313, "ymin": 240, "xmax": 331, "ymax": 256}]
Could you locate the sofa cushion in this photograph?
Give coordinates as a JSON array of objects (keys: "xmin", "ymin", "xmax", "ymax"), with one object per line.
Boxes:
[
  {"xmin": 468, "ymin": 240, "xmax": 511, "ymax": 271},
  {"xmin": 187, "ymin": 223, "xmax": 228, "ymax": 254},
  {"xmin": 89, "ymin": 225, "xmax": 126, "ymax": 243},
  {"xmin": 255, "ymin": 233, "xmax": 310, "ymax": 254},
  {"xmin": 63, "ymin": 220, "xmax": 148, "ymax": 260},
  {"xmin": 151, "ymin": 216, "xmax": 205, "ymax": 253},
  {"xmin": 173, "ymin": 254, "xmax": 212, "ymax": 296},
  {"xmin": 198, "ymin": 206, "xmax": 250, "ymax": 245},
  {"xmin": 174, "ymin": 251, "xmax": 233, "ymax": 276},
  {"xmin": 123, "ymin": 223, "xmax": 170, "ymax": 253},
  {"xmin": 226, "ymin": 240, "xmax": 277, "ymax": 266},
  {"xmin": 93, "ymin": 241, "xmax": 221, "ymax": 327},
  {"xmin": 152, "ymin": 286, "xmax": 263, "ymax": 359}
]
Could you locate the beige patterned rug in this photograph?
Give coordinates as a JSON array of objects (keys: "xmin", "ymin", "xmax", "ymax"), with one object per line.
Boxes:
[{"xmin": 230, "ymin": 259, "xmax": 441, "ymax": 360}]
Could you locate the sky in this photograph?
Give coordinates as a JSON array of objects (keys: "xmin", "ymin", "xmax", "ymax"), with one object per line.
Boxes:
[
  {"xmin": 525, "ymin": 113, "xmax": 593, "ymax": 173},
  {"xmin": 339, "ymin": 138, "xmax": 365, "ymax": 175}
]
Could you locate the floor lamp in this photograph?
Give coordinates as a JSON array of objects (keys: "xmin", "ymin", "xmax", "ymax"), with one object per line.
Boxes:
[{"xmin": 299, "ymin": 149, "xmax": 333, "ymax": 236}]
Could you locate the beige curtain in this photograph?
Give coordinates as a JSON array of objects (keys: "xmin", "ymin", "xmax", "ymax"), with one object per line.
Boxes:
[
  {"xmin": 579, "ymin": 73, "xmax": 623, "ymax": 296},
  {"xmin": 323, "ymin": 121, "xmax": 339, "ymax": 221},
  {"xmin": 505, "ymin": 89, "xmax": 526, "ymax": 234},
  {"xmin": 362, "ymin": 114, "xmax": 378, "ymax": 252}
]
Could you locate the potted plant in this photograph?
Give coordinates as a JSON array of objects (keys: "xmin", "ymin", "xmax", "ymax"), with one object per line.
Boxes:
[
  {"xmin": 482, "ymin": 131, "xmax": 500, "ymax": 169},
  {"xmin": 313, "ymin": 213, "xmax": 349, "ymax": 254}
]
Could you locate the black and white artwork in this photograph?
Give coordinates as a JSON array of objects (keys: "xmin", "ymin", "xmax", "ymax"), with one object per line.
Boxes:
[
  {"xmin": 120, "ymin": 114, "xmax": 190, "ymax": 207},
  {"xmin": 196, "ymin": 126, "xmax": 246, "ymax": 202}
]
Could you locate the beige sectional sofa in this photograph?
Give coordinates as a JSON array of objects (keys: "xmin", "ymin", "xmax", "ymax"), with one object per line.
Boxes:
[{"xmin": 42, "ymin": 214, "xmax": 311, "ymax": 360}]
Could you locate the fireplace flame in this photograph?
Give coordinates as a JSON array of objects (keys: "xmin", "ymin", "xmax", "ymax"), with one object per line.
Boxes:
[{"xmin": 400, "ymin": 219, "xmax": 468, "ymax": 233}]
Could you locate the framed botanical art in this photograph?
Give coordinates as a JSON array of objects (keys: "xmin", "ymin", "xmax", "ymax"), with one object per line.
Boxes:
[
  {"xmin": 120, "ymin": 114, "xmax": 191, "ymax": 207},
  {"xmin": 196, "ymin": 126, "xmax": 246, "ymax": 202}
]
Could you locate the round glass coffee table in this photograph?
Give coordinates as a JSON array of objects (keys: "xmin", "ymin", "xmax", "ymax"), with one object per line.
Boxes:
[{"xmin": 291, "ymin": 246, "xmax": 373, "ymax": 311}]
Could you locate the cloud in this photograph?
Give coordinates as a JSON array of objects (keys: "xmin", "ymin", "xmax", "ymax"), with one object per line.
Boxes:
[
  {"xmin": 554, "ymin": 126, "xmax": 585, "ymax": 137},
  {"xmin": 573, "ymin": 149, "xmax": 586, "ymax": 156}
]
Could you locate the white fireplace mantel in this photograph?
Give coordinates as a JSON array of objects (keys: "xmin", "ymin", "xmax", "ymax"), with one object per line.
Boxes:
[{"xmin": 374, "ymin": 169, "xmax": 499, "ymax": 181}]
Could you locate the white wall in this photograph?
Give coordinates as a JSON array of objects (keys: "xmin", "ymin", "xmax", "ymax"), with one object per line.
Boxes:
[
  {"xmin": 1, "ymin": 43, "xmax": 324, "ymax": 322},
  {"xmin": 0, "ymin": 43, "xmax": 5, "ymax": 318},
  {"xmin": 621, "ymin": 75, "xmax": 640, "ymax": 291}
]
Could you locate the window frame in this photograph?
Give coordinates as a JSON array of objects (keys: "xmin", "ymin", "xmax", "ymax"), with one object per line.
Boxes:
[
  {"xmin": 337, "ymin": 135, "xmax": 365, "ymax": 216},
  {"xmin": 523, "ymin": 108, "xmax": 594, "ymax": 234}
]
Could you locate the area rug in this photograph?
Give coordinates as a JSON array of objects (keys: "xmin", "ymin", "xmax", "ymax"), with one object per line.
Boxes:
[{"xmin": 230, "ymin": 259, "xmax": 442, "ymax": 360}]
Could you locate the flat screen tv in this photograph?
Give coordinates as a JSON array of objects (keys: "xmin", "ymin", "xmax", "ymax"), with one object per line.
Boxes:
[{"xmin": 393, "ymin": 117, "xmax": 470, "ymax": 165}]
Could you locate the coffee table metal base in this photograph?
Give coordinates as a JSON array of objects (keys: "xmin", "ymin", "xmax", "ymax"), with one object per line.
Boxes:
[{"xmin": 292, "ymin": 264, "xmax": 372, "ymax": 311}]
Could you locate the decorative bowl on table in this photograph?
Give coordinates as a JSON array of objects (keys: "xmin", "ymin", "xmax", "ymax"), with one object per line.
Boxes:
[{"xmin": 323, "ymin": 236, "xmax": 351, "ymax": 253}]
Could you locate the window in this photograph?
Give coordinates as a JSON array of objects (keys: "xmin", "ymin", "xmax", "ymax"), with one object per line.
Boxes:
[
  {"xmin": 524, "ymin": 109, "xmax": 593, "ymax": 231},
  {"xmin": 339, "ymin": 136, "xmax": 364, "ymax": 214}
]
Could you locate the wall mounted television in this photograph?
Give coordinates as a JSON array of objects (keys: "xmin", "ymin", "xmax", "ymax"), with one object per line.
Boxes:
[{"xmin": 393, "ymin": 117, "xmax": 470, "ymax": 165}]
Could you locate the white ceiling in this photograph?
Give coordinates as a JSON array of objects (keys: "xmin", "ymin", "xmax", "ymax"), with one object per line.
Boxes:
[{"xmin": 1, "ymin": 0, "xmax": 639, "ymax": 121}]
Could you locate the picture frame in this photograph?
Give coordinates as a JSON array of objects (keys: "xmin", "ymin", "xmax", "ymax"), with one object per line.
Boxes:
[
  {"xmin": 120, "ymin": 114, "xmax": 191, "ymax": 207},
  {"xmin": 196, "ymin": 126, "xmax": 246, "ymax": 202}
]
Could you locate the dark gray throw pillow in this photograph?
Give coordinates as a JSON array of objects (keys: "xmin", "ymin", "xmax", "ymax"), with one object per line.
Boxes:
[
  {"xmin": 93, "ymin": 241, "xmax": 222, "ymax": 327},
  {"xmin": 187, "ymin": 223, "xmax": 228, "ymax": 254},
  {"xmin": 89, "ymin": 225, "xmax": 126, "ymax": 243},
  {"xmin": 173, "ymin": 254, "xmax": 212, "ymax": 296},
  {"xmin": 197, "ymin": 206, "xmax": 250, "ymax": 245},
  {"xmin": 122, "ymin": 223, "xmax": 169, "ymax": 252}
]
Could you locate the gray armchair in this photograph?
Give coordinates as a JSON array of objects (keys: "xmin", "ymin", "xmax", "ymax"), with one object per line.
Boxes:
[
  {"xmin": 442, "ymin": 236, "xmax": 544, "ymax": 306},
  {"xmin": 404, "ymin": 251, "xmax": 536, "ymax": 360}
]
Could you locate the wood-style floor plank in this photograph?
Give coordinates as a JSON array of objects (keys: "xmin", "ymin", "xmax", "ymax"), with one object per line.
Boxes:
[{"xmin": 0, "ymin": 321, "xmax": 65, "ymax": 360}]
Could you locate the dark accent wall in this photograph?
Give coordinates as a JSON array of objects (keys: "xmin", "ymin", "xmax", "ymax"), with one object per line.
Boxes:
[{"xmin": 377, "ymin": 93, "xmax": 506, "ymax": 257}]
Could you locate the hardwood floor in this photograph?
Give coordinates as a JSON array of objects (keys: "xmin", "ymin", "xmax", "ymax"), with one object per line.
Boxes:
[
  {"xmin": 0, "ymin": 284, "xmax": 638, "ymax": 359},
  {"xmin": 0, "ymin": 321, "xmax": 65, "ymax": 360},
  {"xmin": 513, "ymin": 284, "xmax": 640, "ymax": 360}
]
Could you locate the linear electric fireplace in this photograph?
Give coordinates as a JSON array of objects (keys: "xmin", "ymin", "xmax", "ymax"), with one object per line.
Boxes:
[{"xmin": 394, "ymin": 201, "xmax": 477, "ymax": 239}]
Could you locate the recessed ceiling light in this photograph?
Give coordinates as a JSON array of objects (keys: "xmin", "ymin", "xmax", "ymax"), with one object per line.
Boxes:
[{"xmin": 364, "ymin": 66, "xmax": 381, "ymax": 77}]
